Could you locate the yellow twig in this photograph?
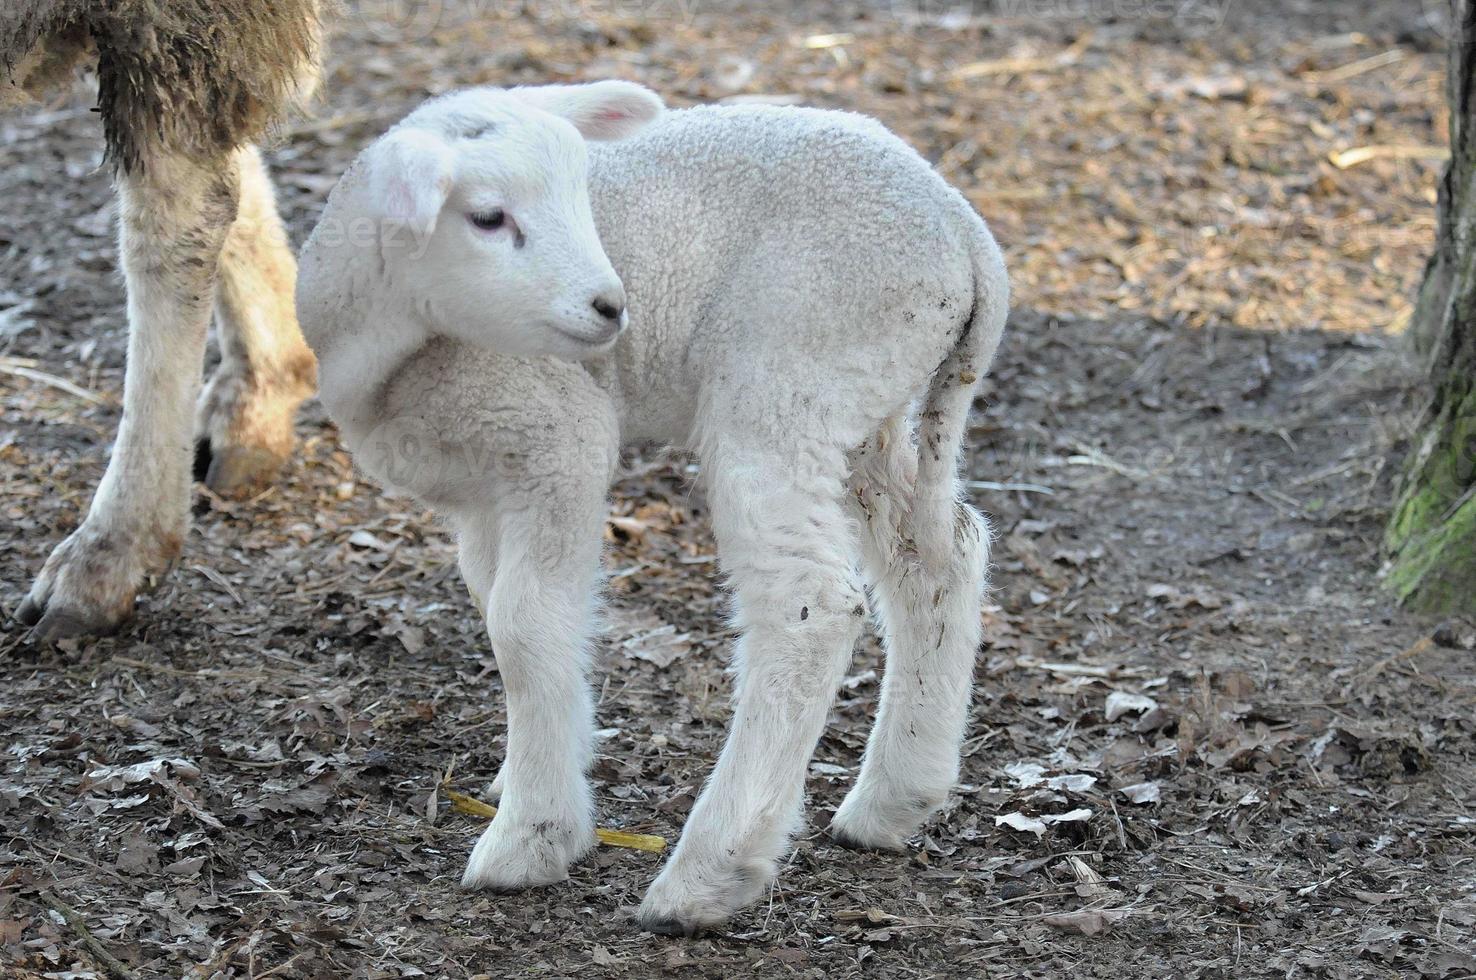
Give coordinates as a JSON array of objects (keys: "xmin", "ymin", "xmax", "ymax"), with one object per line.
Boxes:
[{"xmin": 444, "ymin": 789, "xmax": 667, "ymax": 853}]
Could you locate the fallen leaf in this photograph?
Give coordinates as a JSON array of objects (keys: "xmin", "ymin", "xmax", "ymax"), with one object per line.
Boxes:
[
  {"xmin": 609, "ymin": 607, "xmax": 693, "ymax": 668},
  {"xmin": 1043, "ymin": 908, "xmax": 1126, "ymax": 935},
  {"xmin": 995, "ymin": 812, "xmax": 1048, "ymax": 837},
  {"xmin": 994, "ymin": 808, "xmax": 1092, "ymax": 837},
  {"xmin": 1004, "ymin": 761, "xmax": 1047, "ymax": 787},
  {"xmin": 1118, "ymin": 781, "xmax": 1161, "ymax": 804},
  {"xmin": 1048, "ymin": 773, "xmax": 1097, "ymax": 793},
  {"xmin": 1105, "ymin": 691, "xmax": 1158, "ymax": 722},
  {"xmin": 348, "ymin": 529, "xmax": 390, "ymax": 550}
]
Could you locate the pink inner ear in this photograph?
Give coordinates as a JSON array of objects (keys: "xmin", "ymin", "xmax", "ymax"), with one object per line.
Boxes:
[{"xmin": 597, "ymin": 108, "xmax": 630, "ymax": 121}]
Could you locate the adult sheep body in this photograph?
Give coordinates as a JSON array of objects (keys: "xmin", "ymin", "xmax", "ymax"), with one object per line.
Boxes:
[{"xmin": 297, "ymin": 82, "xmax": 1009, "ymax": 933}]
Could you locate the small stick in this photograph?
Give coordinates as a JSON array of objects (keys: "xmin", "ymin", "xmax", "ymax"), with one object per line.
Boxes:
[
  {"xmin": 0, "ymin": 357, "xmax": 107, "ymax": 405},
  {"xmin": 1356, "ymin": 632, "xmax": 1438, "ymax": 683},
  {"xmin": 1301, "ymin": 48, "xmax": 1406, "ymax": 84},
  {"xmin": 802, "ymin": 32, "xmax": 854, "ymax": 49},
  {"xmin": 37, "ymin": 893, "xmax": 139, "ymax": 980},
  {"xmin": 444, "ymin": 789, "xmax": 667, "ymax": 853},
  {"xmin": 964, "ymin": 480, "xmax": 1055, "ymax": 496},
  {"xmin": 950, "ymin": 33, "xmax": 1093, "ymax": 79},
  {"xmin": 1327, "ymin": 144, "xmax": 1448, "ymax": 170}
]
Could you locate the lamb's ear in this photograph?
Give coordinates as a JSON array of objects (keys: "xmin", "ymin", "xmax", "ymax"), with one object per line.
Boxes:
[
  {"xmin": 365, "ymin": 127, "xmax": 457, "ymax": 236},
  {"xmin": 512, "ymin": 81, "xmax": 664, "ymax": 141}
]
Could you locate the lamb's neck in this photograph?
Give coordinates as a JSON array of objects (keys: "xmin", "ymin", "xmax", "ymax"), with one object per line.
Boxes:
[{"xmin": 317, "ymin": 300, "xmax": 430, "ymax": 443}]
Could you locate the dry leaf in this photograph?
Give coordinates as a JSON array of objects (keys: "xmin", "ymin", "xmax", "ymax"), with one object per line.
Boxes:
[
  {"xmin": 1118, "ymin": 781, "xmax": 1162, "ymax": 804},
  {"xmin": 1043, "ymin": 908, "xmax": 1126, "ymax": 936},
  {"xmin": 1105, "ymin": 691, "xmax": 1158, "ymax": 722}
]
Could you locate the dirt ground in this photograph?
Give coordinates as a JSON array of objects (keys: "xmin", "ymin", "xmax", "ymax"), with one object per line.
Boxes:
[{"xmin": 3, "ymin": 1, "xmax": 1475, "ymax": 977}]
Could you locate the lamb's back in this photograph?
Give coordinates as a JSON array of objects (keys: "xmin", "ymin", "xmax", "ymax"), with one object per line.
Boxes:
[{"xmin": 589, "ymin": 104, "xmax": 985, "ymax": 443}]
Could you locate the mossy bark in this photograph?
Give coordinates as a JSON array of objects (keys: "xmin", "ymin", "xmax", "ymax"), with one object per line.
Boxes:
[{"xmin": 1386, "ymin": 0, "xmax": 1476, "ymax": 612}]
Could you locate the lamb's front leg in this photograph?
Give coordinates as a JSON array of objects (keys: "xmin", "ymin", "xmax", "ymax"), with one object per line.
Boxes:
[
  {"xmin": 457, "ymin": 496, "xmax": 605, "ymax": 891},
  {"xmin": 19, "ymin": 148, "xmax": 240, "ymax": 641},
  {"xmin": 637, "ymin": 448, "xmax": 865, "ymax": 934}
]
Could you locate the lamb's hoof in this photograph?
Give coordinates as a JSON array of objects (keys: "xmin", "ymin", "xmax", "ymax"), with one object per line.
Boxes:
[
  {"xmin": 635, "ymin": 852, "xmax": 770, "ymax": 935},
  {"xmin": 639, "ymin": 917, "xmax": 704, "ymax": 938},
  {"xmin": 828, "ymin": 823, "xmax": 897, "ymax": 852},
  {"xmin": 194, "ymin": 438, "xmax": 287, "ymax": 495},
  {"xmin": 19, "ymin": 519, "xmax": 182, "ymax": 644},
  {"xmin": 829, "ymin": 784, "xmax": 942, "ymax": 851},
  {"xmin": 460, "ymin": 814, "xmax": 591, "ymax": 892}
]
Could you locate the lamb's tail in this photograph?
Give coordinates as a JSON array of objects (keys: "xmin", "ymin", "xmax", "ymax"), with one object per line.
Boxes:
[{"xmin": 906, "ymin": 224, "xmax": 1009, "ymax": 562}]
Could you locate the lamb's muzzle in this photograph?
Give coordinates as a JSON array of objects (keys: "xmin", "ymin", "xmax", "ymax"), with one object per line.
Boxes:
[{"xmin": 296, "ymin": 80, "xmax": 1009, "ymax": 935}]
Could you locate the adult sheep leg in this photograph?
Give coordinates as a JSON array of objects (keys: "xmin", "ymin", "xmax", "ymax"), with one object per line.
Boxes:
[
  {"xmin": 195, "ymin": 145, "xmax": 317, "ymax": 492},
  {"xmin": 19, "ymin": 148, "xmax": 243, "ymax": 641},
  {"xmin": 457, "ymin": 471, "xmax": 609, "ymax": 891},
  {"xmin": 637, "ymin": 444, "xmax": 866, "ymax": 934}
]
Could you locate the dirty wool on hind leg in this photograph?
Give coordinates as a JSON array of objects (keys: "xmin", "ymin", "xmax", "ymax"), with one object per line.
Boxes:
[
  {"xmin": 5, "ymin": 0, "xmax": 322, "ymax": 640},
  {"xmin": 831, "ymin": 320, "xmax": 1000, "ymax": 850}
]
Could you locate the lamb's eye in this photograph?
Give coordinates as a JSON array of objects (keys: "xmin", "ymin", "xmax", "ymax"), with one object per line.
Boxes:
[{"xmin": 469, "ymin": 208, "xmax": 506, "ymax": 231}]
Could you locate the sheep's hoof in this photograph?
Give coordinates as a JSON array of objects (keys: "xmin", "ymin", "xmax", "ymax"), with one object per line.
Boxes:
[
  {"xmin": 194, "ymin": 355, "xmax": 314, "ymax": 496},
  {"xmin": 16, "ymin": 598, "xmax": 121, "ymax": 645},
  {"xmin": 18, "ymin": 518, "xmax": 182, "ymax": 644},
  {"xmin": 194, "ymin": 438, "xmax": 287, "ymax": 495}
]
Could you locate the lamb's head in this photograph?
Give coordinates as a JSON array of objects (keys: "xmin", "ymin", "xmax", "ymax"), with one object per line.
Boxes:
[{"xmin": 362, "ymin": 80, "xmax": 663, "ymax": 360}]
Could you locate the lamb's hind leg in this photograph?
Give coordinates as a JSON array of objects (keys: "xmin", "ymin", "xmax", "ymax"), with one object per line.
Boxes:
[
  {"xmin": 195, "ymin": 145, "xmax": 316, "ymax": 492},
  {"xmin": 19, "ymin": 148, "xmax": 242, "ymax": 641},
  {"xmin": 830, "ymin": 417, "xmax": 989, "ymax": 849},
  {"xmin": 638, "ymin": 443, "xmax": 866, "ymax": 934}
]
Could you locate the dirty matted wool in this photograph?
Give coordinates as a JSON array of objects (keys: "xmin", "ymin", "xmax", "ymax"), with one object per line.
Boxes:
[{"xmin": 1, "ymin": 0, "xmax": 323, "ymax": 171}]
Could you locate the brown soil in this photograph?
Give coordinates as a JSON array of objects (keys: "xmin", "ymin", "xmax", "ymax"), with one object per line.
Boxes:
[{"xmin": 2, "ymin": 2, "xmax": 1473, "ymax": 977}]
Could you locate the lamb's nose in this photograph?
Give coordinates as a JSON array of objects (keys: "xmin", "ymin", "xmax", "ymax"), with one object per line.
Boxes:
[{"xmin": 592, "ymin": 292, "xmax": 625, "ymax": 323}]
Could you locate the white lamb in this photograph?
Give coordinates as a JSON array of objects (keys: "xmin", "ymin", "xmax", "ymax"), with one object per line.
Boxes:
[{"xmin": 295, "ymin": 80, "xmax": 1009, "ymax": 934}]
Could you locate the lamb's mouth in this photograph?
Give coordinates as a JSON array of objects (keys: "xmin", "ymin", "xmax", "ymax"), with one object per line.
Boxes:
[{"xmin": 552, "ymin": 322, "xmax": 621, "ymax": 347}]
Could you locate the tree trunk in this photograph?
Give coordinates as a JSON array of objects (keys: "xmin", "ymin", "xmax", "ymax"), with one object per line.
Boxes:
[{"xmin": 1385, "ymin": 0, "xmax": 1476, "ymax": 612}]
